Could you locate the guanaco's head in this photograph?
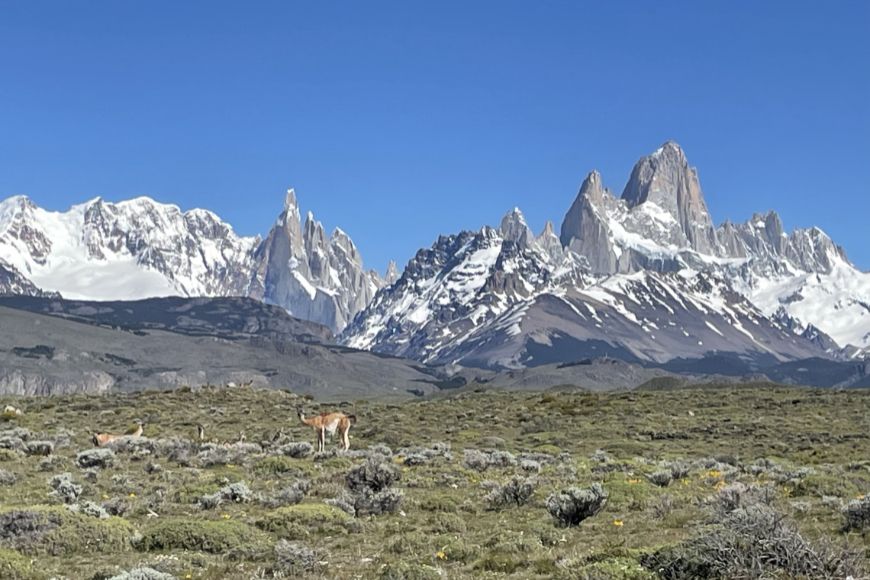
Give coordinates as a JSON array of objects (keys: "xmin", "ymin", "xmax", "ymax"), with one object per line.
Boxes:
[{"xmin": 296, "ymin": 406, "xmax": 306, "ymax": 422}]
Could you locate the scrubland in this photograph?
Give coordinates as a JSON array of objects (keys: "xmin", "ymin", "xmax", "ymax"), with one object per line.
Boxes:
[{"xmin": 0, "ymin": 384, "xmax": 868, "ymax": 579}]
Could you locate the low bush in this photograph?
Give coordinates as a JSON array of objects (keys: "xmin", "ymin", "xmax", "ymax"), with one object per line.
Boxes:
[
  {"xmin": 48, "ymin": 473, "xmax": 82, "ymax": 504},
  {"xmin": 261, "ymin": 480, "xmax": 310, "ymax": 508},
  {"xmin": 711, "ymin": 482, "xmax": 776, "ymax": 516},
  {"xmin": 0, "ymin": 469, "xmax": 15, "ymax": 486},
  {"xmin": 257, "ymin": 503, "xmax": 351, "ymax": 539},
  {"xmin": 347, "ymin": 457, "xmax": 400, "ymax": 493},
  {"xmin": 197, "ymin": 442, "xmax": 262, "ymax": 467},
  {"xmin": 67, "ymin": 500, "xmax": 109, "ymax": 519},
  {"xmin": 24, "ymin": 440, "xmax": 54, "ymax": 456},
  {"xmin": 108, "ymin": 567, "xmax": 176, "ymax": 580},
  {"xmin": 76, "ymin": 448, "xmax": 115, "ymax": 469},
  {"xmin": 842, "ymin": 494, "xmax": 870, "ymax": 532},
  {"xmin": 519, "ymin": 459, "xmax": 542, "ymax": 473},
  {"xmin": 139, "ymin": 518, "xmax": 271, "ymax": 559},
  {"xmin": 353, "ymin": 487, "xmax": 403, "ymax": 516},
  {"xmin": 254, "ymin": 456, "xmax": 305, "ymax": 476},
  {"xmin": 642, "ymin": 504, "xmax": 865, "ymax": 579},
  {"xmin": 325, "ymin": 492, "xmax": 357, "ymax": 516},
  {"xmin": 484, "ymin": 476, "xmax": 536, "ymax": 509},
  {"xmin": 379, "ymin": 561, "xmax": 442, "ymax": 580},
  {"xmin": 106, "ymin": 436, "xmax": 156, "ymax": 456},
  {"xmin": 274, "ymin": 539, "xmax": 317, "ymax": 574},
  {"xmin": 198, "ymin": 481, "xmax": 252, "ymax": 510},
  {"xmin": 463, "ymin": 449, "xmax": 517, "ymax": 472},
  {"xmin": 0, "ymin": 505, "xmax": 134, "ymax": 555},
  {"xmin": 663, "ymin": 460, "xmax": 690, "ymax": 480},
  {"xmin": 647, "ymin": 470, "xmax": 673, "ymax": 487},
  {"xmin": 279, "ymin": 441, "xmax": 314, "ymax": 459},
  {"xmin": 0, "ymin": 548, "xmax": 32, "ymax": 579},
  {"xmin": 546, "ymin": 484, "xmax": 608, "ymax": 527}
]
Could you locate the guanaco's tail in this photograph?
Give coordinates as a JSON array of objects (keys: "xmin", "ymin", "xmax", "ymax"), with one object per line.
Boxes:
[{"xmin": 348, "ymin": 414, "xmax": 357, "ymax": 425}]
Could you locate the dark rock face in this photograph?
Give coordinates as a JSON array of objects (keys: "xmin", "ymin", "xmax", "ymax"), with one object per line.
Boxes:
[{"xmin": 621, "ymin": 141, "xmax": 718, "ymax": 255}]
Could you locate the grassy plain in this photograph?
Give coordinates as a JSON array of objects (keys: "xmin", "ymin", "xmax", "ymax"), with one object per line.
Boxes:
[{"xmin": 0, "ymin": 383, "xmax": 867, "ymax": 579}]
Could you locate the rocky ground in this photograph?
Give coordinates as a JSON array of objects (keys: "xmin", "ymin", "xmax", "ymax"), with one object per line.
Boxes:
[{"xmin": 0, "ymin": 384, "xmax": 867, "ymax": 579}]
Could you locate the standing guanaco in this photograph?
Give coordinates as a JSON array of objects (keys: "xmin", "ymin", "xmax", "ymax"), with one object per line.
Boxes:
[{"xmin": 297, "ymin": 407, "xmax": 356, "ymax": 452}]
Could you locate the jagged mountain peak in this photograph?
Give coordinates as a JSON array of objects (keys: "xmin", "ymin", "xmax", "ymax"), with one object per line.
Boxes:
[
  {"xmin": 620, "ymin": 142, "xmax": 718, "ymax": 254},
  {"xmin": 384, "ymin": 260, "xmax": 399, "ymax": 285},
  {"xmin": 0, "ymin": 188, "xmax": 393, "ymax": 333},
  {"xmin": 343, "ymin": 140, "xmax": 870, "ymax": 368},
  {"xmin": 650, "ymin": 139, "xmax": 685, "ymax": 159},
  {"xmin": 283, "ymin": 188, "xmax": 299, "ymax": 213},
  {"xmin": 499, "ymin": 206, "xmax": 533, "ymax": 247},
  {"xmin": 578, "ymin": 170, "xmax": 608, "ymax": 201}
]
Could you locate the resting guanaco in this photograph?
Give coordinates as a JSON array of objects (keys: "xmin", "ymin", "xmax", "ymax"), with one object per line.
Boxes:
[
  {"xmin": 297, "ymin": 407, "xmax": 356, "ymax": 452},
  {"xmin": 92, "ymin": 419, "xmax": 145, "ymax": 447}
]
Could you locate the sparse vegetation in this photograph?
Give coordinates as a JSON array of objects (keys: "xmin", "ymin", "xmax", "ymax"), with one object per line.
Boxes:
[{"xmin": 0, "ymin": 384, "xmax": 865, "ymax": 578}]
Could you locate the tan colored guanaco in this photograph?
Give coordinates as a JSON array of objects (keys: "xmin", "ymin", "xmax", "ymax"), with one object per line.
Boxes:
[
  {"xmin": 297, "ymin": 407, "xmax": 356, "ymax": 452},
  {"xmin": 92, "ymin": 419, "xmax": 144, "ymax": 447}
]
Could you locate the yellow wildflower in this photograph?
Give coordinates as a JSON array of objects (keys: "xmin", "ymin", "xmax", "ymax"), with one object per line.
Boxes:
[
  {"xmin": 436, "ymin": 550, "xmax": 448, "ymax": 560},
  {"xmin": 612, "ymin": 519, "xmax": 624, "ymax": 527},
  {"xmin": 128, "ymin": 493, "xmax": 136, "ymax": 498}
]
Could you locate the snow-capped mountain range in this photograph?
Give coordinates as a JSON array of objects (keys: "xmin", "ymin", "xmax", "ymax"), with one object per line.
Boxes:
[
  {"xmin": 0, "ymin": 189, "xmax": 391, "ymax": 332},
  {"xmin": 2, "ymin": 141, "xmax": 868, "ymax": 371},
  {"xmin": 342, "ymin": 142, "xmax": 870, "ymax": 368}
]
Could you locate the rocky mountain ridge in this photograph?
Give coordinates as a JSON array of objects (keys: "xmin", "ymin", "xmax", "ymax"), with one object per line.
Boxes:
[
  {"xmin": 342, "ymin": 142, "xmax": 870, "ymax": 368},
  {"xmin": 0, "ymin": 190, "xmax": 388, "ymax": 332},
  {"xmin": 2, "ymin": 142, "xmax": 868, "ymax": 370}
]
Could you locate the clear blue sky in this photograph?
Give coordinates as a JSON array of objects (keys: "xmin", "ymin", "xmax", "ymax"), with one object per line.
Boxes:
[{"xmin": 1, "ymin": 1, "xmax": 868, "ymax": 272}]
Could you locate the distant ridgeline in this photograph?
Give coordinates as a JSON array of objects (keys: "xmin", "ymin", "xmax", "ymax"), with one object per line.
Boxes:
[{"xmin": 1, "ymin": 142, "xmax": 868, "ymax": 376}]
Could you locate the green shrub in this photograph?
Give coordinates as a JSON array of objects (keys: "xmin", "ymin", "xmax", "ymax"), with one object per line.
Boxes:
[
  {"xmin": 254, "ymin": 456, "xmax": 305, "ymax": 476},
  {"xmin": 579, "ymin": 557, "xmax": 657, "ymax": 579},
  {"xmin": 0, "ymin": 548, "xmax": 33, "ymax": 579},
  {"xmin": 379, "ymin": 561, "xmax": 442, "ymax": 580},
  {"xmin": 0, "ymin": 505, "xmax": 134, "ymax": 556},
  {"xmin": 257, "ymin": 503, "xmax": 350, "ymax": 539},
  {"xmin": 473, "ymin": 552, "xmax": 527, "ymax": 574},
  {"xmin": 417, "ymin": 493, "xmax": 459, "ymax": 513},
  {"xmin": 139, "ymin": 518, "xmax": 271, "ymax": 559}
]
